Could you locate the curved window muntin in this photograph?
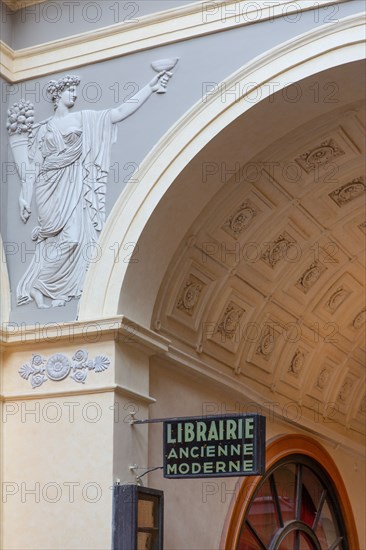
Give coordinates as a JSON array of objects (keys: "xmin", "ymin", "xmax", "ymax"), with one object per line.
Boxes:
[{"xmin": 236, "ymin": 454, "xmax": 349, "ymax": 550}]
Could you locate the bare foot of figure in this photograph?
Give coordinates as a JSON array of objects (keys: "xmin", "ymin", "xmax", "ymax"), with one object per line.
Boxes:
[{"xmin": 30, "ymin": 289, "xmax": 50, "ymax": 309}]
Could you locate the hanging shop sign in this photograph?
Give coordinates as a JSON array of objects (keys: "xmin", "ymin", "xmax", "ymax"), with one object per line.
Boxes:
[{"xmin": 163, "ymin": 414, "xmax": 265, "ymax": 478}]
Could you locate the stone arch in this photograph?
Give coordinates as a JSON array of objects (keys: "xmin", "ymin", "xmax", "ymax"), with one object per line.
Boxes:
[{"xmin": 79, "ymin": 13, "xmax": 365, "ymax": 321}]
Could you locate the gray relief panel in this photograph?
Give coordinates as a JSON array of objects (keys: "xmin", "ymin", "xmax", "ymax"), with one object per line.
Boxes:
[
  {"xmin": 3, "ymin": 0, "xmax": 365, "ymax": 324},
  {"xmin": 0, "ymin": 0, "xmax": 13, "ymax": 47},
  {"xmin": 1, "ymin": 76, "xmax": 10, "ymax": 239},
  {"xmin": 12, "ymin": 0, "xmax": 199, "ymax": 49}
]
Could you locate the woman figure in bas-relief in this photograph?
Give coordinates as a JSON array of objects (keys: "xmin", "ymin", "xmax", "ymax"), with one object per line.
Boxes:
[{"xmin": 10, "ymin": 71, "xmax": 170, "ymax": 309}]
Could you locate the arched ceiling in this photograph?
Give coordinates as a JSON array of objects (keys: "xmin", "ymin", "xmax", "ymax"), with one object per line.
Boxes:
[{"xmin": 120, "ymin": 61, "xmax": 366, "ymax": 445}]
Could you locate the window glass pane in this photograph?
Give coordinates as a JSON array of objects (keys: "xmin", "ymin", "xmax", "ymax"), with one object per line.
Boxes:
[
  {"xmin": 273, "ymin": 464, "xmax": 297, "ymax": 522},
  {"xmin": 235, "ymin": 456, "xmax": 348, "ymax": 550},
  {"xmin": 278, "ymin": 530, "xmax": 295, "ymax": 550},
  {"xmin": 237, "ymin": 524, "xmax": 261, "ymax": 550},
  {"xmin": 138, "ymin": 498, "xmax": 155, "ymax": 528},
  {"xmin": 299, "ymin": 532, "xmax": 315, "ymax": 549},
  {"xmin": 301, "ymin": 466, "xmax": 323, "ymax": 527},
  {"xmin": 246, "ymin": 478, "xmax": 278, "ymax": 546},
  {"xmin": 137, "ymin": 532, "xmax": 155, "ymax": 550},
  {"xmin": 315, "ymin": 498, "xmax": 339, "ymax": 549},
  {"xmin": 279, "ymin": 531, "xmax": 314, "ymax": 550}
]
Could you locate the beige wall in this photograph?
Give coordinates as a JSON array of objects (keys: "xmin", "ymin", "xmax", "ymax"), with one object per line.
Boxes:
[
  {"xmin": 148, "ymin": 358, "xmax": 365, "ymax": 549},
  {"xmin": 2, "ymin": 392, "xmax": 115, "ymax": 549},
  {"xmin": 1, "ymin": 338, "xmax": 117, "ymax": 550},
  {"xmin": 0, "ymin": 329, "xmax": 161, "ymax": 549},
  {"xmin": 1, "ymin": 325, "xmax": 363, "ymax": 550}
]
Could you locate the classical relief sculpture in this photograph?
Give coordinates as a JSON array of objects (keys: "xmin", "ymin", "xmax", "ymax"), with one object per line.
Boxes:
[{"xmin": 7, "ymin": 62, "xmax": 177, "ymax": 308}]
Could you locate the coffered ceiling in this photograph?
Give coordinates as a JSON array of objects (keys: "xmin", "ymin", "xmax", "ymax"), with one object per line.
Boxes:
[{"xmin": 151, "ymin": 78, "xmax": 365, "ymax": 445}]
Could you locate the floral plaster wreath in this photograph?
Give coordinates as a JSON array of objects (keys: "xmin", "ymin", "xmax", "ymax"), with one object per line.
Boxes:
[{"xmin": 19, "ymin": 350, "xmax": 110, "ymax": 388}]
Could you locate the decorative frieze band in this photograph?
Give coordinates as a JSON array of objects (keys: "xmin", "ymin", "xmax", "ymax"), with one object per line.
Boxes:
[{"xmin": 19, "ymin": 350, "xmax": 110, "ymax": 388}]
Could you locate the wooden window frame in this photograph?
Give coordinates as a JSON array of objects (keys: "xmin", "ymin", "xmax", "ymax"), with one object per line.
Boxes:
[
  {"xmin": 112, "ymin": 485, "xmax": 164, "ymax": 550},
  {"xmin": 222, "ymin": 435, "xmax": 359, "ymax": 549}
]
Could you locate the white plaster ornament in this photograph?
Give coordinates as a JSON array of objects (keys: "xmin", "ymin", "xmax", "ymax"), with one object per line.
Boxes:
[
  {"xmin": 19, "ymin": 350, "xmax": 110, "ymax": 388},
  {"xmin": 295, "ymin": 138, "xmax": 345, "ymax": 173},
  {"xmin": 316, "ymin": 369, "xmax": 330, "ymax": 390},
  {"xmin": 177, "ymin": 274, "xmax": 203, "ymax": 315},
  {"xmin": 223, "ymin": 201, "xmax": 257, "ymax": 238},
  {"xmin": 261, "ymin": 232, "xmax": 296, "ymax": 268},
  {"xmin": 288, "ymin": 350, "xmax": 305, "ymax": 377},
  {"xmin": 353, "ymin": 309, "xmax": 366, "ymax": 329},
  {"xmin": 217, "ymin": 303, "xmax": 244, "ymax": 341},
  {"xmin": 7, "ymin": 65, "xmax": 178, "ymax": 309},
  {"xmin": 297, "ymin": 262, "xmax": 326, "ymax": 293},
  {"xmin": 256, "ymin": 325, "xmax": 276, "ymax": 358},
  {"xmin": 329, "ymin": 177, "xmax": 365, "ymax": 206}
]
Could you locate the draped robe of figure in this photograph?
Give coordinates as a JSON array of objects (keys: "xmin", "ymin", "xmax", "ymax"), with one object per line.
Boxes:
[{"xmin": 17, "ymin": 109, "xmax": 117, "ymax": 305}]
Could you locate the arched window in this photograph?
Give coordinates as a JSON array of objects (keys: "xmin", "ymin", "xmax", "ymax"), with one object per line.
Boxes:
[{"xmin": 225, "ymin": 436, "xmax": 359, "ymax": 550}]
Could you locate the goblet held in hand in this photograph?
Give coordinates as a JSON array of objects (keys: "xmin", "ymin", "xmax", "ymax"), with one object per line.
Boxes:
[{"xmin": 151, "ymin": 58, "xmax": 179, "ymax": 93}]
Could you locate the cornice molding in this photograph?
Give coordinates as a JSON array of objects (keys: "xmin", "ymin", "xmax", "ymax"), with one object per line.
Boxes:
[
  {"xmin": 1, "ymin": 312, "xmax": 363, "ymax": 454},
  {"xmin": 0, "ymin": 314, "xmax": 170, "ymax": 355},
  {"xmin": 0, "ymin": 383, "xmax": 156, "ymax": 403},
  {"xmin": 0, "ymin": 0, "xmax": 350, "ymax": 82},
  {"xmin": 0, "ymin": 40, "xmax": 13, "ymax": 82}
]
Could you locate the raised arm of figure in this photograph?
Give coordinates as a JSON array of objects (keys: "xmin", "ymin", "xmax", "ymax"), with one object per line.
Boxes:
[{"xmin": 109, "ymin": 72, "xmax": 169, "ymax": 124}]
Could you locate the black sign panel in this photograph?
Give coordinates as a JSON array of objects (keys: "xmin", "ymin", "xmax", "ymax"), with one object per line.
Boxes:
[{"xmin": 163, "ymin": 414, "xmax": 265, "ymax": 478}]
